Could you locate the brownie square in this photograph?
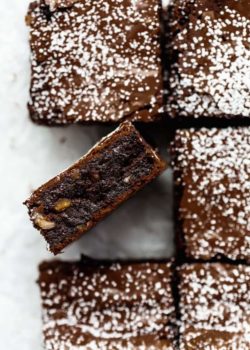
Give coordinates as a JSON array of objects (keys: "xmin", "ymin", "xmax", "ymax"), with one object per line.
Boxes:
[
  {"xmin": 26, "ymin": 0, "xmax": 164, "ymax": 125},
  {"xmin": 178, "ymin": 263, "xmax": 250, "ymax": 350},
  {"xmin": 171, "ymin": 127, "xmax": 250, "ymax": 261},
  {"xmin": 38, "ymin": 258, "xmax": 177, "ymax": 349},
  {"xmin": 24, "ymin": 122, "xmax": 166, "ymax": 254},
  {"xmin": 165, "ymin": 0, "xmax": 250, "ymax": 119}
]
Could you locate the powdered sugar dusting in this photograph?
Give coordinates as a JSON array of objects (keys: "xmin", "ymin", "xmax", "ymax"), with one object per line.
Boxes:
[
  {"xmin": 172, "ymin": 127, "xmax": 250, "ymax": 261},
  {"xmin": 27, "ymin": 0, "xmax": 163, "ymax": 124},
  {"xmin": 178, "ymin": 263, "xmax": 250, "ymax": 350},
  {"xmin": 166, "ymin": 0, "xmax": 250, "ymax": 118},
  {"xmin": 39, "ymin": 260, "xmax": 176, "ymax": 349}
]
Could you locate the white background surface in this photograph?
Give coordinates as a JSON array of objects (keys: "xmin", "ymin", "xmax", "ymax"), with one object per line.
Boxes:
[{"xmin": 0, "ymin": 1, "xmax": 174, "ymax": 348}]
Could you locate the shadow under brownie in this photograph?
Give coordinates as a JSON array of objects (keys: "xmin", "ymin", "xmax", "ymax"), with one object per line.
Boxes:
[
  {"xmin": 26, "ymin": 0, "xmax": 164, "ymax": 125},
  {"xmin": 171, "ymin": 127, "xmax": 250, "ymax": 262},
  {"xmin": 24, "ymin": 122, "xmax": 166, "ymax": 254},
  {"xmin": 178, "ymin": 263, "xmax": 250, "ymax": 350},
  {"xmin": 38, "ymin": 257, "xmax": 177, "ymax": 349},
  {"xmin": 165, "ymin": 0, "xmax": 250, "ymax": 119}
]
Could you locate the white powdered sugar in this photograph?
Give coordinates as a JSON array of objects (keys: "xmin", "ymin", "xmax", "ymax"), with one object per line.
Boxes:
[
  {"xmin": 39, "ymin": 261, "xmax": 176, "ymax": 349},
  {"xmin": 172, "ymin": 127, "xmax": 250, "ymax": 261},
  {"xmin": 28, "ymin": 0, "xmax": 163, "ymax": 124},
  {"xmin": 166, "ymin": 0, "xmax": 250, "ymax": 118},
  {"xmin": 178, "ymin": 263, "xmax": 250, "ymax": 350}
]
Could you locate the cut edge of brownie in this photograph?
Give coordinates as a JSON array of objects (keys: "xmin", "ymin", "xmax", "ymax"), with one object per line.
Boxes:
[
  {"xmin": 37, "ymin": 255, "xmax": 178, "ymax": 282},
  {"xmin": 24, "ymin": 122, "xmax": 166, "ymax": 255},
  {"xmin": 169, "ymin": 131, "xmax": 187, "ymax": 264}
]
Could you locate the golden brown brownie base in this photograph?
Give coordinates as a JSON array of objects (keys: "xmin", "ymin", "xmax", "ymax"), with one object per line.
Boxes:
[
  {"xmin": 178, "ymin": 263, "xmax": 250, "ymax": 350},
  {"xmin": 165, "ymin": 0, "xmax": 250, "ymax": 119},
  {"xmin": 38, "ymin": 258, "xmax": 177, "ymax": 349},
  {"xmin": 25, "ymin": 122, "xmax": 166, "ymax": 254},
  {"xmin": 171, "ymin": 127, "xmax": 250, "ymax": 262},
  {"xmin": 26, "ymin": 0, "xmax": 164, "ymax": 125}
]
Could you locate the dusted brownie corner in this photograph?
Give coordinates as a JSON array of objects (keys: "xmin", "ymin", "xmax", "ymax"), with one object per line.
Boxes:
[
  {"xmin": 165, "ymin": 0, "xmax": 250, "ymax": 119},
  {"xmin": 178, "ymin": 263, "xmax": 250, "ymax": 350},
  {"xmin": 38, "ymin": 258, "xmax": 177, "ymax": 349},
  {"xmin": 171, "ymin": 127, "xmax": 250, "ymax": 262},
  {"xmin": 25, "ymin": 122, "xmax": 166, "ymax": 254},
  {"xmin": 26, "ymin": 0, "xmax": 164, "ymax": 125}
]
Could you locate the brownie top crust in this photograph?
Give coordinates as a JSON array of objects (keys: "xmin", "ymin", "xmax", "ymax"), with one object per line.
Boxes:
[
  {"xmin": 178, "ymin": 263, "xmax": 250, "ymax": 350},
  {"xmin": 38, "ymin": 259, "xmax": 176, "ymax": 349},
  {"xmin": 44, "ymin": 0, "xmax": 78, "ymax": 10},
  {"xmin": 166, "ymin": 0, "xmax": 250, "ymax": 119},
  {"xmin": 171, "ymin": 127, "xmax": 250, "ymax": 261},
  {"xmin": 27, "ymin": 0, "xmax": 164, "ymax": 124}
]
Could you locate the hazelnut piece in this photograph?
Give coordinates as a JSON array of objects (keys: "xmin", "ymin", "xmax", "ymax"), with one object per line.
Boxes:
[
  {"xmin": 54, "ymin": 198, "xmax": 71, "ymax": 212},
  {"xmin": 34, "ymin": 214, "xmax": 55, "ymax": 230}
]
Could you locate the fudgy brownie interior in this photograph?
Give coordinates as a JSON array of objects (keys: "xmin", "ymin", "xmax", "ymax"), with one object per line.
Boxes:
[{"xmin": 25, "ymin": 122, "xmax": 166, "ymax": 254}]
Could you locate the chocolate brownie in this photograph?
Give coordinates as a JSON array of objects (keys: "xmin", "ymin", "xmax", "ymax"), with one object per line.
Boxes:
[
  {"xmin": 26, "ymin": 0, "xmax": 164, "ymax": 125},
  {"xmin": 38, "ymin": 258, "xmax": 177, "ymax": 349},
  {"xmin": 171, "ymin": 127, "xmax": 250, "ymax": 262},
  {"xmin": 165, "ymin": 0, "xmax": 250, "ymax": 119},
  {"xmin": 178, "ymin": 263, "xmax": 250, "ymax": 350},
  {"xmin": 24, "ymin": 122, "xmax": 166, "ymax": 254}
]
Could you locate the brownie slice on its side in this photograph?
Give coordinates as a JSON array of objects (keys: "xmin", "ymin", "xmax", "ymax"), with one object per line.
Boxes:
[
  {"xmin": 26, "ymin": 0, "xmax": 164, "ymax": 125},
  {"xmin": 24, "ymin": 122, "xmax": 166, "ymax": 254},
  {"xmin": 171, "ymin": 127, "xmax": 250, "ymax": 262},
  {"xmin": 178, "ymin": 263, "xmax": 250, "ymax": 350},
  {"xmin": 165, "ymin": 0, "xmax": 250, "ymax": 119},
  {"xmin": 38, "ymin": 258, "xmax": 177, "ymax": 350}
]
